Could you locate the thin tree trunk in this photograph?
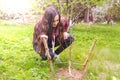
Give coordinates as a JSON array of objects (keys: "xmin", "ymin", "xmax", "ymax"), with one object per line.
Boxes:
[{"xmin": 84, "ymin": 8, "xmax": 90, "ymax": 23}]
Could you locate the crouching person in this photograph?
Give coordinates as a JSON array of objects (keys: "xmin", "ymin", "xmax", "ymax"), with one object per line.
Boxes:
[{"xmin": 33, "ymin": 6, "xmax": 74, "ymax": 60}]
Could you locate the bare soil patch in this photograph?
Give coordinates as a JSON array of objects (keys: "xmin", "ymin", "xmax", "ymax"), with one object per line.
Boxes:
[{"xmin": 55, "ymin": 68, "xmax": 85, "ymax": 80}]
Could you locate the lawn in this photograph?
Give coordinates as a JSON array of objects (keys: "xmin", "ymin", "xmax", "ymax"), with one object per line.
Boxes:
[{"xmin": 0, "ymin": 20, "xmax": 120, "ymax": 80}]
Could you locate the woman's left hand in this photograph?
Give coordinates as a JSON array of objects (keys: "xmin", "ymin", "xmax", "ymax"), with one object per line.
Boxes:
[{"xmin": 63, "ymin": 32, "xmax": 69, "ymax": 40}]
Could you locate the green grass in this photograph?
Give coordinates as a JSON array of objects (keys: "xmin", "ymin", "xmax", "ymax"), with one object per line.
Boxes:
[{"xmin": 0, "ymin": 20, "xmax": 120, "ymax": 80}]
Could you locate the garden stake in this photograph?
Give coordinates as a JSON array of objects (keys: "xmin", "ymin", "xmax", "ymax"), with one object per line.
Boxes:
[
  {"xmin": 68, "ymin": 39, "xmax": 72, "ymax": 76},
  {"xmin": 42, "ymin": 38, "xmax": 54, "ymax": 73},
  {"xmin": 82, "ymin": 39, "xmax": 97, "ymax": 71}
]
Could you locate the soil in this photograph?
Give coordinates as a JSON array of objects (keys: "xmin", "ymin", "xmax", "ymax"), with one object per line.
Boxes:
[{"xmin": 55, "ymin": 68, "xmax": 85, "ymax": 80}]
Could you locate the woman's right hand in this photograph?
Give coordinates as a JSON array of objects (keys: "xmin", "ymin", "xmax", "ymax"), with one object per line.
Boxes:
[{"xmin": 63, "ymin": 32, "xmax": 69, "ymax": 40}]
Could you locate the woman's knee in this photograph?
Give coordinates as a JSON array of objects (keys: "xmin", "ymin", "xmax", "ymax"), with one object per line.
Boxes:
[
  {"xmin": 69, "ymin": 35, "xmax": 74, "ymax": 42},
  {"xmin": 40, "ymin": 48, "xmax": 54, "ymax": 60},
  {"xmin": 67, "ymin": 35, "xmax": 74, "ymax": 43}
]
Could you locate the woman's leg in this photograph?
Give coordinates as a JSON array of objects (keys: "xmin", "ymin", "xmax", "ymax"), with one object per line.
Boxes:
[
  {"xmin": 36, "ymin": 35, "xmax": 74, "ymax": 60},
  {"xmin": 55, "ymin": 35, "xmax": 74, "ymax": 55}
]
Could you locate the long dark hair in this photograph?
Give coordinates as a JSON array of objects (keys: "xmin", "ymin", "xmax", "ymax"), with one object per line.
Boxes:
[{"xmin": 33, "ymin": 6, "xmax": 64, "ymax": 54}]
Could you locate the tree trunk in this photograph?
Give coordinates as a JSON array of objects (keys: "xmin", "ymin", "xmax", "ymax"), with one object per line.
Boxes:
[{"xmin": 84, "ymin": 8, "xmax": 90, "ymax": 23}]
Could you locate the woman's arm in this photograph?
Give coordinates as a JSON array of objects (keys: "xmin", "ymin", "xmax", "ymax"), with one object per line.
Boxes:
[
  {"xmin": 61, "ymin": 17, "xmax": 69, "ymax": 32},
  {"xmin": 61, "ymin": 17, "xmax": 70, "ymax": 39}
]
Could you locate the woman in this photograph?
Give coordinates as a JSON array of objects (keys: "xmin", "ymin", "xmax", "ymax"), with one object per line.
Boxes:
[{"xmin": 33, "ymin": 6, "xmax": 74, "ymax": 60}]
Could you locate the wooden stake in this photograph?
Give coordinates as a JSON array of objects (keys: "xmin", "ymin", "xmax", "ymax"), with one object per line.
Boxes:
[
  {"xmin": 82, "ymin": 39, "xmax": 97, "ymax": 71},
  {"xmin": 42, "ymin": 38, "xmax": 54, "ymax": 73}
]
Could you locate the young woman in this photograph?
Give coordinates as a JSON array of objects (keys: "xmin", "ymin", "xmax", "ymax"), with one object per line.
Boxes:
[{"xmin": 33, "ymin": 6, "xmax": 74, "ymax": 60}]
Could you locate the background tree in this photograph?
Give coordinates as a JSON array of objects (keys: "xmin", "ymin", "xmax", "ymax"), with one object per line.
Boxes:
[
  {"xmin": 107, "ymin": 0, "xmax": 120, "ymax": 21},
  {"xmin": 58, "ymin": 0, "xmax": 110, "ymax": 23},
  {"xmin": 32, "ymin": 0, "xmax": 111, "ymax": 23}
]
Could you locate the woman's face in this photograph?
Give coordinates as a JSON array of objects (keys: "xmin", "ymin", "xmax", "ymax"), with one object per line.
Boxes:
[{"xmin": 52, "ymin": 15, "xmax": 59, "ymax": 27}]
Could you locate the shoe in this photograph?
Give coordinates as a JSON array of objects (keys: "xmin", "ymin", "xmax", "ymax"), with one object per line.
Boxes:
[
  {"xmin": 54, "ymin": 54, "xmax": 61, "ymax": 63},
  {"xmin": 54, "ymin": 53, "xmax": 58, "ymax": 58}
]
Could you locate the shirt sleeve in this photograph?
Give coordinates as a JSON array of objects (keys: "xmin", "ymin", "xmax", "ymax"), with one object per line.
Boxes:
[{"xmin": 61, "ymin": 17, "xmax": 69, "ymax": 32}]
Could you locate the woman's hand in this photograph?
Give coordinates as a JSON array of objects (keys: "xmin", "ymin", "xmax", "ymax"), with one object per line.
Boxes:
[
  {"xmin": 63, "ymin": 32, "xmax": 69, "ymax": 40},
  {"xmin": 41, "ymin": 35, "xmax": 48, "ymax": 39}
]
